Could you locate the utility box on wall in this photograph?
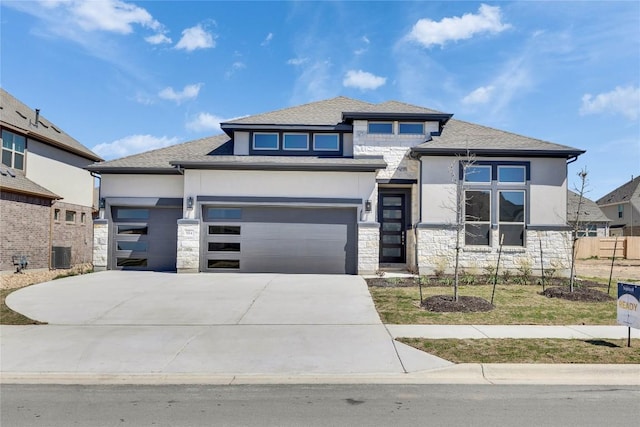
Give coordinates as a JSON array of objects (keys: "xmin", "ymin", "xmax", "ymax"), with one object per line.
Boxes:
[{"xmin": 51, "ymin": 246, "xmax": 71, "ymax": 269}]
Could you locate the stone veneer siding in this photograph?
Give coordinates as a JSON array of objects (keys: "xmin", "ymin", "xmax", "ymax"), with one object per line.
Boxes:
[
  {"xmin": 92, "ymin": 219, "xmax": 108, "ymax": 271},
  {"xmin": 417, "ymin": 227, "xmax": 572, "ymax": 277},
  {"xmin": 0, "ymin": 191, "xmax": 53, "ymax": 270},
  {"xmin": 358, "ymin": 222, "xmax": 380, "ymax": 274},
  {"xmin": 51, "ymin": 201, "xmax": 94, "ymax": 267},
  {"xmin": 177, "ymin": 219, "xmax": 200, "ymax": 273}
]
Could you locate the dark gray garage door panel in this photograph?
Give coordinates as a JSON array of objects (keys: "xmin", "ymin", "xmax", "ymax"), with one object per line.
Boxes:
[
  {"xmin": 112, "ymin": 207, "xmax": 182, "ymax": 271},
  {"xmin": 204, "ymin": 206, "xmax": 357, "ymax": 274}
]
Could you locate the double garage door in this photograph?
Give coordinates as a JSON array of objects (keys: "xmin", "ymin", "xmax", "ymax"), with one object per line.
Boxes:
[
  {"xmin": 202, "ymin": 206, "xmax": 357, "ymax": 274},
  {"xmin": 111, "ymin": 206, "xmax": 182, "ymax": 271}
]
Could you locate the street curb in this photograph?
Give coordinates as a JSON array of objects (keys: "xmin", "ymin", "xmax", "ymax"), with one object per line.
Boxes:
[{"xmin": 2, "ymin": 364, "xmax": 639, "ymax": 386}]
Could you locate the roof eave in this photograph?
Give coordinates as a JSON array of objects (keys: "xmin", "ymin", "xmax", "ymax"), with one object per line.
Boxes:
[
  {"xmin": 0, "ymin": 186, "xmax": 60, "ymax": 200},
  {"xmin": 84, "ymin": 166, "xmax": 180, "ymax": 174},
  {"xmin": 410, "ymin": 147, "xmax": 586, "ymax": 158},
  {"xmin": 169, "ymin": 160, "xmax": 386, "ymax": 172},
  {"xmin": 342, "ymin": 112, "xmax": 453, "ymax": 124}
]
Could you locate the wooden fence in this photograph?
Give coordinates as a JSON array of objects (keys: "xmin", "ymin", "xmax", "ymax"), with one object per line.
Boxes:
[{"xmin": 575, "ymin": 236, "xmax": 640, "ymax": 260}]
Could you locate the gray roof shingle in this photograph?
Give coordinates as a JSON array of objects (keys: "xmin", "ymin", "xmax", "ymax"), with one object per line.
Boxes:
[
  {"xmin": 567, "ymin": 190, "xmax": 610, "ymax": 223},
  {"xmin": 0, "ymin": 167, "xmax": 60, "ymax": 199},
  {"xmin": 1, "ymin": 88, "xmax": 102, "ymax": 162},
  {"xmin": 413, "ymin": 118, "xmax": 584, "ymax": 156},
  {"xmin": 596, "ymin": 175, "xmax": 640, "ymax": 205}
]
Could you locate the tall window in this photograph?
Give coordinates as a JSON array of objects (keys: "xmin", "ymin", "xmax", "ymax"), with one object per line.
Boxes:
[
  {"xmin": 462, "ymin": 161, "xmax": 529, "ymax": 247},
  {"xmin": 618, "ymin": 205, "xmax": 624, "ymax": 219},
  {"xmin": 1, "ymin": 129, "xmax": 26, "ymax": 170}
]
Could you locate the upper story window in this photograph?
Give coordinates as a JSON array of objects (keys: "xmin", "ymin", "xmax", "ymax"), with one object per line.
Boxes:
[
  {"xmin": 65, "ymin": 210, "xmax": 76, "ymax": 223},
  {"xmin": 368, "ymin": 122, "xmax": 393, "ymax": 134},
  {"xmin": 464, "ymin": 165, "xmax": 491, "ymax": 183},
  {"xmin": 313, "ymin": 134, "xmax": 340, "ymax": 151},
  {"xmin": 1, "ymin": 129, "xmax": 26, "ymax": 170},
  {"xmin": 283, "ymin": 133, "xmax": 309, "ymax": 151},
  {"xmin": 398, "ymin": 122, "xmax": 424, "ymax": 134},
  {"xmin": 498, "ymin": 166, "xmax": 526, "ymax": 183},
  {"xmin": 253, "ymin": 133, "xmax": 279, "ymax": 150},
  {"xmin": 618, "ymin": 205, "xmax": 624, "ymax": 218}
]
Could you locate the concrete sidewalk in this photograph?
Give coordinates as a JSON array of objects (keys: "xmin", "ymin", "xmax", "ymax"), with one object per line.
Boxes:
[{"xmin": 387, "ymin": 324, "xmax": 640, "ymax": 339}]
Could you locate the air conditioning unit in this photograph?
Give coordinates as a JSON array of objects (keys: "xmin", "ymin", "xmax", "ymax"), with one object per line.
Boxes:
[{"xmin": 51, "ymin": 246, "xmax": 71, "ymax": 269}]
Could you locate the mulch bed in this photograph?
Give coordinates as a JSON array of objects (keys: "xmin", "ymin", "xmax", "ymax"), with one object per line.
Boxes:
[
  {"xmin": 540, "ymin": 286, "xmax": 613, "ymax": 302},
  {"xmin": 421, "ymin": 295, "xmax": 494, "ymax": 312}
]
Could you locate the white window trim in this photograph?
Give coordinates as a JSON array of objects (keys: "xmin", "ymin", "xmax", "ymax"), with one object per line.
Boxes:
[
  {"xmin": 313, "ymin": 133, "xmax": 340, "ymax": 151},
  {"xmin": 464, "ymin": 165, "xmax": 492, "ymax": 184},
  {"xmin": 252, "ymin": 132, "xmax": 279, "ymax": 150},
  {"xmin": 398, "ymin": 122, "xmax": 424, "ymax": 135},
  {"xmin": 282, "ymin": 133, "xmax": 309, "ymax": 151},
  {"xmin": 368, "ymin": 121, "xmax": 394, "ymax": 134},
  {"xmin": 497, "ymin": 165, "xmax": 527, "ymax": 184}
]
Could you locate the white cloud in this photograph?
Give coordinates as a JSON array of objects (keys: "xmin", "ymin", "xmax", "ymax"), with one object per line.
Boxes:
[
  {"xmin": 175, "ymin": 24, "xmax": 215, "ymax": 51},
  {"xmin": 66, "ymin": 0, "xmax": 161, "ymax": 34},
  {"xmin": 145, "ymin": 33, "xmax": 172, "ymax": 45},
  {"xmin": 186, "ymin": 112, "xmax": 226, "ymax": 132},
  {"xmin": 580, "ymin": 86, "xmax": 640, "ymax": 120},
  {"xmin": 225, "ymin": 62, "xmax": 246, "ymax": 79},
  {"xmin": 261, "ymin": 32, "xmax": 273, "ymax": 46},
  {"xmin": 461, "ymin": 85, "xmax": 496, "ymax": 105},
  {"xmin": 93, "ymin": 134, "xmax": 179, "ymax": 159},
  {"xmin": 287, "ymin": 57, "xmax": 309, "ymax": 66},
  {"xmin": 158, "ymin": 83, "xmax": 203, "ymax": 104},
  {"xmin": 343, "ymin": 70, "xmax": 387, "ymax": 90},
  {"xmin": 408, "ymin": 4, "xmax": 511, "ymax": 48}
]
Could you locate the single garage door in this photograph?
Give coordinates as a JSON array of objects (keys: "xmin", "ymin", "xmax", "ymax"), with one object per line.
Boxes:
[
  {"xmin": 111, "ymin": 206, "xmax": 182, "ymax": 271},
  {"xmin": 202, "ymin": 206, "xmax": 357, "ymax": 274}
]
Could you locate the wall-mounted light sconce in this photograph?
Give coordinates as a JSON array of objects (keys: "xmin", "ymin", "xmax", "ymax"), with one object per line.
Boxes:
[
  {"xmin": 99, "ymin": 198, "xmax": 105, "ymax": 209},
  {"xmin": 187, "ymin": 196, "xmax": 194, "ymax": 209},
  {"xmin": 365, "ymin": 200, "xmax": 372, "ymax": 212}
]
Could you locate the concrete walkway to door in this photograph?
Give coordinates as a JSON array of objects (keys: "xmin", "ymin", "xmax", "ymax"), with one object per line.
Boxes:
[{"xmin": 2, "ymin": 272, "xmax": 451, "ymax": 376}]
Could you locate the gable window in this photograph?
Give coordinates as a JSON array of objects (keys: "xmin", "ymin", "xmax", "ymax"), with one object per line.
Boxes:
[
  {"xmin": 253, "ymin": 133, "xmax": 279, "ymax": 150},
  {"xmin": 465, "ymin": 190, "xmax": 491, "ymax": 246},
  {"xmin": 618, "ymin": 205, "xmax": 624, "ymax": 219},
  {"xmin": 283, "ymin": 133, "xmax": 309, "ymax": 151},
  {"xmin": 464, "ymin": 166, "xmax": 491, "ymax": 183},
  {"xmin": 398, "ymin": 122, "xmax": 424, "ymax": 134},
  {"xmin": 1, "ymin": 129, "xmax": 26, "ymax": 170},
  {"xmin": 368, "ymin": 122, "xmax": 393, "ymax": 134},
  {"xmin": 313, "ymin": 133, "xmax": 339, "ymax": 151}
]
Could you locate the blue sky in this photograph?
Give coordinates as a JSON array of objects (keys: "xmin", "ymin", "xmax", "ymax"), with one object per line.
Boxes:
[{"xmin": 1, "ymin": 1, "xmax": 638, "ymax": 199}]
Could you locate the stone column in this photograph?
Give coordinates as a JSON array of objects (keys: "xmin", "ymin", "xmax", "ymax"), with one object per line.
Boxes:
[
  {"xmin": 92, "ymin": 219, "xmax": 108, "ymax": 271},
  {"xmin": 358, "ymin": 222, "xmax": 380, "ymax": 274},
  {"xmin": 177, "ymin": 219, "xmax": 200, "ymax": 273}
]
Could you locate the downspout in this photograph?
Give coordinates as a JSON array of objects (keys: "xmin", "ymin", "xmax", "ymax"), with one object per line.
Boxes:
[
  {"xmin": 410, "ymin": 149, "xmax": 423, "ymax": 273},
  {"xmin": 90, "ymin": 172, "xmax": 102, "ymax": 218}
]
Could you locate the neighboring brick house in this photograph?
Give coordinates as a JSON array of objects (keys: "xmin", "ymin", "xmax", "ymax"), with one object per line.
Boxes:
[
  {"xmin": 88, "ymin": 97, "xmax": 584, "ymax": 276},
  {"xmin": 597, "ymin": 176, "xmax": 640, "ymax": 236},
  {"xmin": 567, "ymin": 190, "xmax": 610, "ymax": 237},
  {"xmin": 0, "ymin": 88, "xmax": 102, "ymax": 271}
]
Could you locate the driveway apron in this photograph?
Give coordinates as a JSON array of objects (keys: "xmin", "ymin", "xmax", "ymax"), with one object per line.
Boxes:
[{"xmin": 2, "ymin": 271, "xmax": 451, "ymax": 375}]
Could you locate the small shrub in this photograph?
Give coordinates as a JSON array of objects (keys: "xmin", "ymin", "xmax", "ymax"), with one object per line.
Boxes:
[
  {"xmin": 433, "ymin": 256, "xmax": 449, "ymax": 278},
  {"xmin": 483, "ymin": 265, "xmax": 496, "ymax": 282},
  {"xmin": 501, "ymin": 269, "xmax": 512, "ymax": 284},
  {"xmin": 461, "ymin": 271, "xmax": 476, "ymax": 286},
  {"xmin": 418, "ymin": 275, "xmax": 430, "ymax": 286},
  {"xmin": 515, "ymin": 258, "xmax": 533, "ymax": 285},
  {"xmin": 439, "ymin": 276, "xmax": 453, "ymax": 287}
]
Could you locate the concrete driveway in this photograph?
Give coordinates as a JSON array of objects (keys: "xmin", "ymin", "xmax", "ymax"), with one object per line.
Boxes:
[{"xmin": 2, "ymin": 272, "xmax": 451, "ymax": 377}]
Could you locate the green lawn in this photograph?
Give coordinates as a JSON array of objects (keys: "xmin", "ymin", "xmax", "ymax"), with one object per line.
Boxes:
[
  {"xmin": 399, "ymin": 338, "xmax": 640, "ymax": 363},
  {"xmin": 369, "ymin": 284, "xmax": 617, "ymax": 325},
  {"xmin": 0, "ymin": 288, "xmax": 43, "ymax": 325}
]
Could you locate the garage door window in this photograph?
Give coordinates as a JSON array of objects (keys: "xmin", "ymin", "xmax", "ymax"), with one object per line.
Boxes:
[
  {"xmin": 209, "ymin": 225, "xmax": 241, "ymax": 235},
  {"xmin": 115, "ymin": 208, "xmax": 149, "ymax": 220},
  {"xmin": 117, "ymin": 225, "xmax": 148, "ymax": 235},
  {"xmin": 117, "ymin": 258, "xmax": 148, "ymax": 267},
  {"xmin": 117, "ymin": 241, "xmax": 148, "ymax": 251},
  {"xmin": 206, "ymin": 208, "xmax": 242, "ymax": 220},
  {"xmin": 208, "ymin": 259, "xmax": 240, "ymax": 269},
  {"xmin": 208, "ymin": 242, "xmax": 241, "ymax": 252}
]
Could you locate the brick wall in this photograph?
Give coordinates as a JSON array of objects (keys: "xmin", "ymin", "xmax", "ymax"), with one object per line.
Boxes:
[
  {"xmin": 0, "ymin": 191, "xmax": 52, "ymax": 270},
  {"xmin": 51, "ymin": 200, "xmax": 94, "ymax": 266}
]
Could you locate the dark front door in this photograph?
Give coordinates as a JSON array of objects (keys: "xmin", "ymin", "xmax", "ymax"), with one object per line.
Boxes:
[{"xmin": 379, "ymin": 192, "xmax": 407, "ymax": 263}]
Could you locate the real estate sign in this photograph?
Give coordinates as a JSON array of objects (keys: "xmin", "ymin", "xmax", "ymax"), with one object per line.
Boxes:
[{"xmin": 617, "ymin": 282, "xmax": 640, "ymax": 329}]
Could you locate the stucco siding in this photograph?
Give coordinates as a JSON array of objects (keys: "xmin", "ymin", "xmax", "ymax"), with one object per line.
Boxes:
[
  {"xmin": 26, "ymin": 140, "xmax": 95, "ymax": 207},
  {"xmin": 101, "ymin": 174, "xmax": 184, "ymax": 199}
]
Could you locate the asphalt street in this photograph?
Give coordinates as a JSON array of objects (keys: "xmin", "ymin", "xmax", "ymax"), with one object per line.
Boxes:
[{"xmin": 2, "ymin": 384, "xmax": 639, "ymax": 427}]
